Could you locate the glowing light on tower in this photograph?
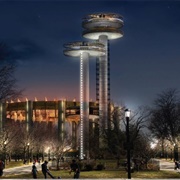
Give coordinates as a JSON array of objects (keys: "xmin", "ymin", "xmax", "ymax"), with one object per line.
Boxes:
[{"xmin": 64, "ymin": 42, "xmax": 105, "ymax": 159}]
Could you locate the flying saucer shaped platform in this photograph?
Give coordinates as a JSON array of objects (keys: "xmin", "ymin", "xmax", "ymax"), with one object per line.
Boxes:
[
  {"xmin": 82, "ymin": 13, "xmax": 124, "ymax": 40},
  {"xmin": 64, "ymin": 41, "xmax": 105, "ymax": 57}
]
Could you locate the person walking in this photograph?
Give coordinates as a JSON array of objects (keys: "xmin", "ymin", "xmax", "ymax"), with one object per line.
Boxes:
[
  {"xmin": 69, "ymin": 159, "xmax": 80, "ymax": 179},
  {"xmin": 0, "ymin": 160, "xmax": 5, "ymax": 177},
  {"xmin": 32, "ymin": 162, "xmax": 38, "ymax": 179},
  {"xmin": 41, "ymin": 160, "xmax": 54, "ymax": 179},
  {"xmin": 174, "ymin": 160, "xmax": 180, "ymax": 172}
]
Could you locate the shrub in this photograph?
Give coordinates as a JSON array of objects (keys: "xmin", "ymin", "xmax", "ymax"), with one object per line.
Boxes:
[
  {"xmin": 96, "ymin": 164, "xmax": 104, "ymax": 170},
  {"xmin": 84, "ymin": 164, "xmax": 93, "ymax": 171}
]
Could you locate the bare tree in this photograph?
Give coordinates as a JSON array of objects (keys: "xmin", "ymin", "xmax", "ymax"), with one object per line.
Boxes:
[
  {"xmin": 30, "ymin": 122, "xmax": 50, "ymax": 162},
  {"xmin": 50, "ymin": 133, "xmax": 72, "ymax": 170},
  {"xmin": 131, "ymin": 132, "xmax": 155, "ymax": 170},
  {"xmin": 127, "ymin": 106, "xmax": 150, "ymax": 145},
  {"xmin": 0, "ymin": 120, "xmax": 20, "ymax": 163},
  {"xmin": 102, "ymin": 105, "xmax": 150, "ymax": 168},
  {"xmin": 103, "ymin": 106, "xmax": 126, "ymax": 162},
  {"xmin": 0, "ymin": 42, "xmax": 22, "ymax": 102},
  {"xmin": 149, "ymin": 89, "xmax": 180, "ymax": 146}
]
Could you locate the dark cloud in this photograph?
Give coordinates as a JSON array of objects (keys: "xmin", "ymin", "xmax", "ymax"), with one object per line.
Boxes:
[
  {"xmin": 0, "ymin": 41, "xmax": 23, "ymax": 67},
  {"xmin": 10, "ymin": 39, "xmax": 46, "ymax": 61}
]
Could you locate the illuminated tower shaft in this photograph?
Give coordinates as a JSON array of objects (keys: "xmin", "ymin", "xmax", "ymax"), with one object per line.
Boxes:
[
  {"xmin": 64, "ymin": 42, "xmax": 105, "ymax": 159},
  {"xmin": 82, "ymin": 13, "xmax": 124, "ymax": 130},
  {"xmin": 98, "ymin": 35, "xmax": 108, "ymax": 130},
  {"xmin": 80, "ymin": 52, "xmax": 89, "ymax": 160}
]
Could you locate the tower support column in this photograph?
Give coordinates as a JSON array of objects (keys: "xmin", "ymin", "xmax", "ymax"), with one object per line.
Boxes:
[
  {"xmin": 72, "ymin": 121, "xmax": 77, "ymax": 150},
  {"xmin": 25, "ymin": 101, "xmax": 33, "ymax": 133},
  {"xmin": 80, "ymin": 52, "xmax": 89, "ymax": 160},
  {"xmin": 98, "ymin": 35, "xmax": 108, "ymax": 130},
  {"xmin": 64, "ymin": 41, "xmax": 105, "ymax": 159},
  {"xmin": 58, "ymin": 100, "xmax": 66, "ymax": 142}
]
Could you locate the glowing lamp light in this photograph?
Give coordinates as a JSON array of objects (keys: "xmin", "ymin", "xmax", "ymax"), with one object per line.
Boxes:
[{"xmin": 125, "ymin": 109, "xmax": 130, "ymax": 118}]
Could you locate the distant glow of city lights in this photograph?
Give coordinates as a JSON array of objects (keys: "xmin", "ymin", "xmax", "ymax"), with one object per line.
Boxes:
[
  {"xmin": 150, "ymin": 139, "xmax": 158, "ymax": 149},
  {"xmin": 63, "ymin": 145, "xmax": 71, "ymax": 152},
  {"xmin": 44, "ymin": 146, "xmax": 50, "ymax": 154}
]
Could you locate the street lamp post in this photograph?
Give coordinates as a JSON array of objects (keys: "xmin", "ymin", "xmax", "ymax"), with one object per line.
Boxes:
[
  {"xmin": 125, "ymin": 109, "xmax": 131, "ymax": 179},
  {"xmin": 27, "ymin": 143, "xmax": 30, "ymax": 164}
]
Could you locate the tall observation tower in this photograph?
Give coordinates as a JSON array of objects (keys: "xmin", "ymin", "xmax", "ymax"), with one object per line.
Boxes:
[
  {"xmin": 64, "ymin": 42, "xmax": 105, "ymax": 159},
  {"xmin": 82, "ymin": 13, "xmax": 124, "ymax": 130}
]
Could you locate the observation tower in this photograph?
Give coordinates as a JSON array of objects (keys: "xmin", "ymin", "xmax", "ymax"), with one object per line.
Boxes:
[
  {"xmin": 64, "ymin": 42, "xmax": 105, "ymax": 159},
  {"xmin": 82, "ymin": 13, "xmax": 124, "ymax": 130}
]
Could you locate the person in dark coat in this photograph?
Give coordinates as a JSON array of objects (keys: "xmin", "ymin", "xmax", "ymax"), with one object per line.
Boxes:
[
  {"xmin": 69, "ymin": 160, "xmax": 80, "ymax": 179},
  {"xmin": 32, "ymin": 162, "xmax": 38, "ymax": 179},
  {"xmin": 0, "ymin": 160, "xmax": 5, "ymax": 177},
  {"xmin": 174, "ymin": 160, "xmax": 180, "ymax": 170},
  {"xmin": 41, "ymin": 160, "xmax": 54, "ymax": 179}
]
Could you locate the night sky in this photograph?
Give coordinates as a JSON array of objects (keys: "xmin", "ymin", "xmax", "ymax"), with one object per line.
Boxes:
[{"xmin": 1, "ymin": 0, "xmax": 180, "ymax": 110}]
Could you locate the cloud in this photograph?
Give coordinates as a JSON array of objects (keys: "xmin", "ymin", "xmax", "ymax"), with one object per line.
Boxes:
[{"xmin": 10, "ymin": 39, "xmax": 45, "ymax": 61}]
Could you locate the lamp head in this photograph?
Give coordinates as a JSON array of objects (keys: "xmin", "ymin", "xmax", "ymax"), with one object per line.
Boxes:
[{"xmin": 125, "ymin": 109, "xmax": 130, "ymax": 118}]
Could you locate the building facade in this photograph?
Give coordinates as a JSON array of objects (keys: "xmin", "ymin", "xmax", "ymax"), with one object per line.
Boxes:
[{"xmin": 0, "ymin": 100, "xmax": 99, "ymax": 152}]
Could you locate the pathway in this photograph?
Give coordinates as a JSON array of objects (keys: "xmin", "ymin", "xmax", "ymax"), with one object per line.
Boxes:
[{"xmin": 3, "ymin": 163, "xmax": 42, "ymax": 177}]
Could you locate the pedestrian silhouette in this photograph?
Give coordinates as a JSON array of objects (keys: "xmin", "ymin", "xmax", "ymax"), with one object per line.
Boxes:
[
  {"xmin": 0, "ymin": 160, "xmax": 5, "ymax": 177},
  {"xmin": 174, "ymin": 160, "xmax": 180, "ymax": 172},
  {"xmin": 32, "ymin": 162, "xmax": 38, "ymax": 179},
  {"xmin": 41, "ymin": 160, "xmax": 54, "ymax": 179},
  {"xmin": 69, "ymin": 159, "xmax": 80, "ymax": 179}
]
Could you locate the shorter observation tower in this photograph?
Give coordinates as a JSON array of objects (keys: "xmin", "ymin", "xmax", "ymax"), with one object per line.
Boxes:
[{"xmin": 64, "ymin": 41, "xmax": 105, "ymax": 159}]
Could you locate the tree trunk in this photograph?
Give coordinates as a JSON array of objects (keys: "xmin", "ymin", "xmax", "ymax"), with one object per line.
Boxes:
[{"xmin": 56, "ymin": 158, "xmax": 60, "ymax": 170}]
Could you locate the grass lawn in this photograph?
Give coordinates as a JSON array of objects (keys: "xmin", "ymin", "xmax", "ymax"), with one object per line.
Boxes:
[
  {"xmin": 4, "ymin": 160, "xmax": 24, "ymax": 168},
  {"xmin": 3, "ymin": 159, "xmax": 180, "ymax": 179},
  {"xmin": 3, "ymin": 169, "xmax": 180, "ymax": 179}
]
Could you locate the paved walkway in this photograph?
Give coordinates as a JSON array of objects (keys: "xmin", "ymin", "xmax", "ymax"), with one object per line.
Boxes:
[
  {"xmin": 159, "ymin": 159, "xmax": 175, "ymax": 171},
  {"xmin": 3, "ymin": 163, "xmax": 42, "ymax": 176},
  {"xmin": 154, "ymin": 158, "xmax": 180, "ymax": 174}
]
